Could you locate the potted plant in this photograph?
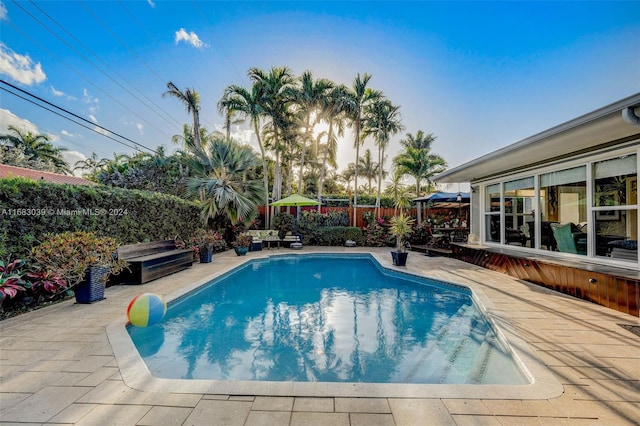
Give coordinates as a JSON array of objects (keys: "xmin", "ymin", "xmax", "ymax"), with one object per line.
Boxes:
[
  {"xmin": 232, "ymin": 233, "xmax": 252, "ymax": 256},
  {"xmin": 31, "ymin": 231, "xmax": 127, "ymax": 303},
  {"xmin": 389, "ymin": 213, "xmax": 415, "ymax": 266},
  {"xmin": 194, "ymin": 229, "xmax": 225, "ymax": 263}
]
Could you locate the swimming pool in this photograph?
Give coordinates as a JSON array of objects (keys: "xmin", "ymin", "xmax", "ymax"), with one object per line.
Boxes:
[{"xmin": 128, "ymin": 254, "xmax": 529, "ymax": 385}]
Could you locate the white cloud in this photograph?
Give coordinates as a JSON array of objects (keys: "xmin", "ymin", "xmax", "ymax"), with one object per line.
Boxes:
[
  {"xmin": 0, "ymin": 108, "xmax": 38, "ymax": 134},
  {"xmin": 0, "ymin": 1, "xmax": 8, "ymax": 21},
  {"xmin": 60, "ymin": 129, "xmax": 75, "ymax": 137},
  {"xmin": 175, "ymin": 28, "xmax": 208, "ymax": 49},
  {"xmin": 147, "ymin": 0, "xmax": 155, "ymax": 8},
  {"xmin": 136, "ymin": 123, "xmax": 143, "ymax": 133},
  {"xmin": 50, "ymin": 86, "xmax": 75, "ymax": 100},
  {"xmin": 0, "ymin": 43, "xmax": 46, "ymax": 85},
  {"xmin": 89, "ymin": 114, "xmax": 98, "ymax": 124}
]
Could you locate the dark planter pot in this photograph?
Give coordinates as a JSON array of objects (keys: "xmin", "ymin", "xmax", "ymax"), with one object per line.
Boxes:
[
  {"xmin": 199, "ymin": 249, "xmax": 213, "ymax": 263},
  {"xmin": 391, "ymin": 251, "xmax": 409, "ymax": 266},
  {"xmin": 75, "ymin": 266, "xmax": 109, "ymax": 303},
  {"xmin": 234, "ymin": 246, "xmax": 249, "ymax": 256}
]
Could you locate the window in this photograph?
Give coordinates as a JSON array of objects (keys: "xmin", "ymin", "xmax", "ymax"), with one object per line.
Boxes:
[
  {"xmin": 593, "ymin": 155, "xmax": 637, "ymax": 261},
  {"xmin": 484, "ymin": 184, "xmax": 500, "ymax": 243},
  {"xmin": 479, "ymin": 150, "xmax": 638, "ymax": 265},
  {"xmin": 539, "ymin": 166, "xmax": 587, "ymax": 254}
]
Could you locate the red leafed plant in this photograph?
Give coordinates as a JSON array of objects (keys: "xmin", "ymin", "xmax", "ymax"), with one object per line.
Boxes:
[
  {"xmin": 0, "ymin": 258, "xmax": 28, "ymax": 304},
  {"xmin": 26, "ymin": 270, "xmax": 69, "ymax": 297}
]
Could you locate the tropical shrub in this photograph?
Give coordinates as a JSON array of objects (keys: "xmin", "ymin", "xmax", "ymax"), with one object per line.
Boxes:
[
  {"xmin": 30, "ymin": 231, "xmax": 128, "ymax": 287},
  {"xmin": 273, "ymin": 212, "xmax": 294, "ymax": 238},
  {"xmin": 363, "ymin": 221, "xmax": 394, "ymax": 247}
]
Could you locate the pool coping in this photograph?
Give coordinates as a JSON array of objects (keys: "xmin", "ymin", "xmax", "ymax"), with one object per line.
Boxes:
[{"xmin": 106, "ymin": 250, "xmax": 564, "ymax": 399}]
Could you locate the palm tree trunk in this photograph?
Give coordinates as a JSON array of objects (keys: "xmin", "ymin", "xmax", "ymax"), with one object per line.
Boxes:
[
  {"xmin": 254, "ymin": 121, "xmax": 270, "ymax": 230},
  {"xmin": 376, "ymin": 145, "xmax": 384, "ymax": 220},
  {"xmin": 317, "ymin": 121, "xmax": 333, "ymax": 213},
  {"xmin": 353, "ymin": 118, "xmax": 360, "ymax": 227}
]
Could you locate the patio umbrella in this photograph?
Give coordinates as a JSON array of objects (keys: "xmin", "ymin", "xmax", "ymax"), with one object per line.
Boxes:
[
  {"xmin": 270, "ymin": 194, "xmax": 320, "ymax": 234},
  {"xmin": 270, "ymin": 194, "xmax": 321, "ymax": 207}
]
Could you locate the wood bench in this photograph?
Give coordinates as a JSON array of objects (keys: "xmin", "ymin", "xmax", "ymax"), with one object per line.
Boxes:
[{"xmin": 117, "ymin": 240, "xmax": 193, "ymax": 284}]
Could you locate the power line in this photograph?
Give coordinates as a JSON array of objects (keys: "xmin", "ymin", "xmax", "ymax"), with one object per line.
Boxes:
[
  {"xmin": 1, "ymin": 79, "xmax": 157, "ymax": 153},
  {"xmin": 28, "ymin": 0, "xmax": 184, "ymax": 130},
  {"xmin": 8, "ymin": 0, "xmax": 178, "ymax": 140}
]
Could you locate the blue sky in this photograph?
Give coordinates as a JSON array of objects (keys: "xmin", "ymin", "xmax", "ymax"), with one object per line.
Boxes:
[{"xmin": 1, "ymin": 1, "xmax": 639, "ymax": 188}]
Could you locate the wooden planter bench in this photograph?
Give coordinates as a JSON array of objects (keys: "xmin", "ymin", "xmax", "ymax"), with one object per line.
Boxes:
[{"xmin": 117, "ymin": 240, "xmax": 193, "ymax": 284}]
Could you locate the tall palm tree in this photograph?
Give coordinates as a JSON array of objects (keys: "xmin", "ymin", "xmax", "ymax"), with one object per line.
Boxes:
[
  {"xmin": 187, "ymin": 138, "xmax": 264, "ymax": 226},
  {"xmin": 248, "ymin": 66, "xmax": 295, "ymax": 202},
  {"xmin": 362, "ymin": 98, "xmax": 404, "ymax": 218},
  {"xmin": 292, "ymin": 70, "xmax": 333, "ymax": 195},
  {"xmin": 163, "ymin": 82, "xmax": 202, "ymax": 149},
  {"xmin": 316, "ymin": 84, "xmax": 348, "ymax": 211},
  {"xmin": 248, "ymin": 66, "xmax": 296, "ymax": 227},
  {"xmin": 219, "ymin": 83, "xmax": 271, "ymax": 229},
  {"xmin": 0, "ymin": 125, "xmax": 70, "ymax": 174},
  {"xmin": 344, "ymin": 73, "xmax": 382, "ymax": 225}
]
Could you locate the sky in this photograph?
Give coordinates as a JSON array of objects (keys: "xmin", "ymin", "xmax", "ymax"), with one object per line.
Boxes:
[{"xmin": 1, "ymin": 1, "xmax": 639, "ymax": 190}]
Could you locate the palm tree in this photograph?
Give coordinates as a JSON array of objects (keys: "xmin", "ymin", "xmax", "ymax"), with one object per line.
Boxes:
[
  {"xmin": 292, "ymin": 70, "xmax": 333, "ymax": 195},
  {"xmin": 340, "ymin": 163, "xmax": 356, "ymax": 196},
  {"xmin": 0, "ymin": 125, "xmax": 70, "ymax": 174},
  {"xmin": 219, "ymin": 82, "xmax": 271, "ymax": 229},
  {"xmin": 163, "ymin": 82, "xmax": 202, "ymax": 149},
  {"xmin": 393, "ymin": 134, "xmax": 447, "ymax": 223},
  {"xmin": 171, "ymin": 125, "xmax": 221, "ymax": 152},
  {"xmin": 73, "ymin": 152, "xmax": 108, "ymax": 175},
  {"xmin": 400, "ymin": 130, "xmax": 437, "ymax": 150},
  {"xmin": 187, "ymin": 138, "xmax": 264, "ymax": 226},
  {"xmin": 344, "ymin": 73, "xmax": 382, "ymax": 225},
  {"xmin": 362, "ymin": 98, "xmax": 404, "ymax": 218},
  {"xmin": 316, "ymin": 84, "xmax": 348, "ymax": 211},
  {"xmin": 358, "ymin": 149, "xmax": 379, "ymax": 195},
  {"xmin": 248, "ymin": 66, "xmax": 296, "ymax": 202},
  {"xmin": 248, "ymin": 66, "xmax": 296, "ymax": 226}
]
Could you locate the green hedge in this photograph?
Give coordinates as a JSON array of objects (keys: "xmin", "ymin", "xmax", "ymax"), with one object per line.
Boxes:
[
  {"xmin": 309, "ymin": 226, "xmax": 364, "ymax": 246},
  {"xmin": 0, "ymin": 178, "xmax": 202, "ymax": 258}
]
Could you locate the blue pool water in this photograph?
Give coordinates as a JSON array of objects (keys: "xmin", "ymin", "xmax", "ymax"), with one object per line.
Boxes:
[{"xmin": 128, "ymin": 255, "xmax": 529, "ymax": 384}]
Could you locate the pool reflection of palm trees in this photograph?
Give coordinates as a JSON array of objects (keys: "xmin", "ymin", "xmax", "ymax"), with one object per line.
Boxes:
[{"xmin": 137, "ymin": 258, "xmax": 489, "ymax": 383}]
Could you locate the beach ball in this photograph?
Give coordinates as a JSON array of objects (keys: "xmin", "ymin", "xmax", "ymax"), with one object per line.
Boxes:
[{"xmin": 127, "ymin": 293, "xmax": 167, "ymax": 327}]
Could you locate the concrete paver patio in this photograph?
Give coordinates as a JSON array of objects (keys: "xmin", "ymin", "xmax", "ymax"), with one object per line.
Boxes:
[{"xmin": 1, "ymin": 247, "xmax": 639, "ymax": 425}]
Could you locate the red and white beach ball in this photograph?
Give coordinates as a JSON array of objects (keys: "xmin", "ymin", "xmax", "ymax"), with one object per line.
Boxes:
[{"xmin": 127, "ymin": 293, "xmax": 167, "ymax": 327}]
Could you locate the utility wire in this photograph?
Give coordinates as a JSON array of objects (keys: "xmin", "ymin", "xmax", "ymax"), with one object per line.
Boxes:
[
  {"xmin": 28, "ymin": 0, "xmax": 183, "ymax": 130},
  {"xmin": 78, "ymin": 0, "xmax": 218, "ymax": 132},
  {"xmin": 117, "ymin": 0, "xmax": 221, "ymax": 118},
  {"xmin": 1, "ymin": 80, "xmax": 156, "ymax": 153},
  {"xmin": 9, "ymin": 0, "xmax": 177, "ymax": 140}
]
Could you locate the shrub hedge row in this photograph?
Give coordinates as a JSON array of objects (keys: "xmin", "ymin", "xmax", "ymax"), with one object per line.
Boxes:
[
  {"xmin": 305, "ymin": 227, "xmax": 365, "ymax": 246},
  {"xmin": 0, "ymin": 178, "xmax": 202, "ymax": 258}
]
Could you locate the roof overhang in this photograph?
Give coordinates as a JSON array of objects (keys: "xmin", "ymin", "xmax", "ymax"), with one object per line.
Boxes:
[{"xmin": 435, "ymin": 93, "xmax": 640, "ymax": 184}]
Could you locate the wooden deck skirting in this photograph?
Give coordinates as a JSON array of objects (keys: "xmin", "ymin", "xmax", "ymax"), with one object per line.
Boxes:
[{"xmin": 451, "ymin": 243, "xmax": 640, "ymax": 317}]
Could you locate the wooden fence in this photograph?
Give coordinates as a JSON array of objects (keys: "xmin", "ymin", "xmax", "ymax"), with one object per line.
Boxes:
[{"xmin": 259, "ymin": 205, "xmax": 467, "ymax": 228}]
